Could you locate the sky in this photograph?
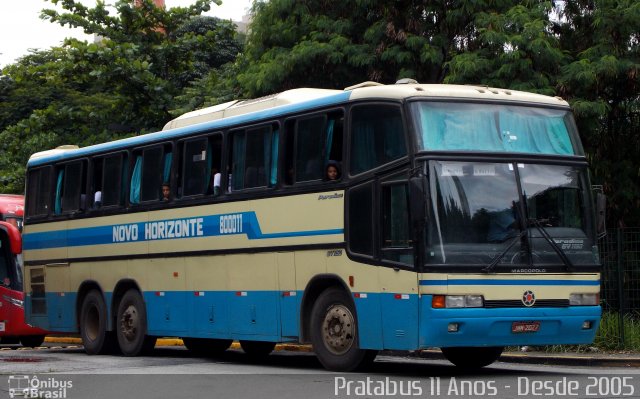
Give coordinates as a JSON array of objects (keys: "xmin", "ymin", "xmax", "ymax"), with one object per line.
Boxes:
[{"xmin": 0, "ymin": 0, "xmax": 252, "ymax": 67}]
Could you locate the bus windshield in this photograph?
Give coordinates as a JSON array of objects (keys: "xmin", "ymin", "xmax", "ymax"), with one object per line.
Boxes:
[
  {"xmin": 410, "ymin": 101, "xmax": 584, "ymax": 156},
  {"xmin": 425, "ymin": 161, "xmax": 599, "ymax": 269}
]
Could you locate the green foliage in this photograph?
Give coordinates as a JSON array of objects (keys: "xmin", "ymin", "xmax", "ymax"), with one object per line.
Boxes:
[
  {"xmin": 556, "ymin": 0, "xmax": 640, "ymax": 227},
  {"xmin": 0, "ymin": 0, "xmax": 242, "ymax": 193}
]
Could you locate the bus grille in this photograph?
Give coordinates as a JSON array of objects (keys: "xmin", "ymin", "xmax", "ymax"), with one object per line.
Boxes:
[{"xmin": 484, "ymin": 299, "xmax": 569, "ymax": 308}]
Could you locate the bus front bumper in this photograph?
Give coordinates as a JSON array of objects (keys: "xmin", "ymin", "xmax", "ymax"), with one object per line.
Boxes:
[{"xmin": 420, "ymin": 304, "xmax": 601, "ymax": 348}]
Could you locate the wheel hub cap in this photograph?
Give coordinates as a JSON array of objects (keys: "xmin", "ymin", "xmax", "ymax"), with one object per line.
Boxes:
[
  {"xmin": 121, "ymin": 305, "xmax": 139, "ymax": 341},
  {"xmin": 322, "ymin": 304, "xmax": 355, "ymax": 355}
]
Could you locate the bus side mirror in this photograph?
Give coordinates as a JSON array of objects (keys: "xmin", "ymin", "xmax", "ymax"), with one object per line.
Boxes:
[
  {"xmin": 409, "ymin": 176, "xmax": 427, "ymax": 226},
  {"xmin": 596, "ymin": 192, "xmax": 606, "ymax": 237},
  {"xmin": 0, "ymin": 222, "xmax": 22, "ymax": 255}
]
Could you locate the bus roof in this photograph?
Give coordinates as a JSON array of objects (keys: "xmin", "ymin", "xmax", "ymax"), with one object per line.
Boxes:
[{"xmin": 27, "ymin": 83, "xmax": 569, "ymax": 167}]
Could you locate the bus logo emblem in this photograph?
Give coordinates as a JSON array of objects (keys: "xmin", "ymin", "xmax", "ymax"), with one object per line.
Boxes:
[{"xmin": 522, "ymin": 290, "xmax": 536, "ymax": 307}]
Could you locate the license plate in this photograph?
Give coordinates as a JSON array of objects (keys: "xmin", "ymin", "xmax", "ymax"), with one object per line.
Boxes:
[
  {"xmin": 512, "ymin": 321, "xmax": 540, "ymax": 333},
  {"xmin": 0, "ymin": 322, "xmax": 5, "ymax": 332}
]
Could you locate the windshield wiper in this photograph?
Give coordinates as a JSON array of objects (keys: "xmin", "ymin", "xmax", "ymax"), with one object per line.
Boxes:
[
  {"xmin": 528, "ymin": 218, "xmax": 574, "ymax": 271},
  {"xmin": 482, "ymin": 229, "xmax": 528, "ymax": 273}
]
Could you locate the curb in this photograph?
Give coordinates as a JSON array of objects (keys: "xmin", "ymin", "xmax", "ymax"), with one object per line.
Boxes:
[
  {"xmin": 43, "ymin": 337, "xmax": 638, "ymax": 367},
  {"xmin": 385, "ymin": 349, "xmax": 640, "ymax": 368},
  {"xmin": 44, "ymin": 337, "xmax": 313, "ymax": 353}
]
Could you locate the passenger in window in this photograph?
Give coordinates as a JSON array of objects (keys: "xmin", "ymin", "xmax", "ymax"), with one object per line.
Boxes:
[
  {"xmin": 161, "ymin": 183, "xmax": 171, "ymax": 202},
  {"xmin": 211, "ymin": 168, "xmax": 222, "ymax": 196},
  {"xmin": 325, "ymin": 161, "xmax": 341, "ymax": 181},
  {"xmin": 93, "ymin": 191, "xmax": 102, "ymax": 209}
]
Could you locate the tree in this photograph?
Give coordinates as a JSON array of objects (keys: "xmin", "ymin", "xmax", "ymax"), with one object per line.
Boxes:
[
  {"xmin": 0, "ymin": 0, "xmax": 242, "ymax": 193},
  {"xmin": 556, "ymin": 0, "xmax": 640, "ymax": 227}
]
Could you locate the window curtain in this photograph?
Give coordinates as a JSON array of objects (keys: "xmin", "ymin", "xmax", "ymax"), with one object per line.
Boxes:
[
  {"xmin": 418, "ymin": 103, "xmax": 575, "ymax": 155},
  {"xmin": 351, "ymin": 122, "xmax": 375, "ymax": 174},
  {"xmin": 498, "ymin": 111, "xmax": 572, "ymax": 155},
  {"xmin": 383, "ymin": 116, "xmax": 406, "ymax": 162},
  {"xmin": 130, "ymin": 155, "xmax": 142, "ymax": 204},
  {"xmin": 270, "ymin": 130, "xmax": 279, "ymax": 186},
  {"xmin": 162, "ymin": 152, "xmax": 172, "ymax": 183},
  {"xmin": 324, "ymin": 119, "xmax": 335, "ymax": 165},
  {"xmin": 232, "ymin": 133, "xmax": 245, "ymax": 190},
  {"xmin": 54, "ymin": 169, "xmax": 64, "ymax": 214}
]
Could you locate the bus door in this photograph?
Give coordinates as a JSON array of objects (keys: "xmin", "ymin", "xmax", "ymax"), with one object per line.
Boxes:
[
  {"xmin": 0, "ymin": 223, "xmax": 27, "ymax": 336},
  {"xmin": 277, "ymin": 252, "xmax": 298, "ymax": 339},
  {"xmin": 378, "ymin": 172, "xmax": 419, "ymax": 350}
]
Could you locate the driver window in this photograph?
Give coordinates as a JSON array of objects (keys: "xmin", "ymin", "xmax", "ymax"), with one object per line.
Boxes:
[{"xmin": 380, "ymin": 172, "xmax": 414, "ymax": 266}]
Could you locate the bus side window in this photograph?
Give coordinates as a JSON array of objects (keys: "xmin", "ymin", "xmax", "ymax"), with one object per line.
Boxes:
[
  {"xmin": 350, "ymin": 105, "xmax": 406, "ymax": 175},
  {"xmin": 130, "ymin": 144, "xmax": 171, "ymax": 204},
  {"xmin": 295, "ymin": 116, "xmax": 325, "ymax": 183},
  {"xmin": 348, "ymin": 181, "xmax": 374, "ymax": 256},
  {"xmin": 284, "ymin": 111, "xmax": 343, "ymax": 185},
  {"xmin": 53, "ymin": 161, "xmax": 85, "ymax": 215},
  {"xmin": 180, "ymin": 134, "xmax": 222, "ymax": 197},
  {"xmin": 26, "ymin": 167, "xmax": 52, "ymax": 218},
  {"xmin": 230, "ymin": 125, "xmax": 277, "ymax": 191},
  {"xmin": 97, "ymin": 153, "xmax": 127, "ymax": 208}
]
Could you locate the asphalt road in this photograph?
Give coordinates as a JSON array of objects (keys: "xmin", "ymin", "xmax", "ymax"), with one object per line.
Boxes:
[{"xmin": 0, "ymin": 345, "xmax": 638, "ymax": 399}]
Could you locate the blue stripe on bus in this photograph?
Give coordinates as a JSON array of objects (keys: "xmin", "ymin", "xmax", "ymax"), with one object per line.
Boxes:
[
  {"xmin": 28, "ymin": 92, "xmax": 353, "ymax": 167},
  {"xmin": 34, "ymin": 290, "xmax": 601, "ymax": 350},
  {"xmin": 420, "ymin": 279, "xmax": 599, "ymax": 286},
  {"xmin": 23, "ymin": 211, "xmax": 343, "ymax": 250}
]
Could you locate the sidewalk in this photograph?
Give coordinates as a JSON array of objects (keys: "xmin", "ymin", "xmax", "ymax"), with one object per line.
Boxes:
[{"xmin": 44, "ymin": 337, "xmax": 640, "ymax": 367}]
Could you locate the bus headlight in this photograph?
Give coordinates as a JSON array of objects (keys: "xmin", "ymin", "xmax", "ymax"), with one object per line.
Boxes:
[
  {"xmin": 569, "ymin": 293, "xmax": 599, "ymax": 306},
  {"xmin": 434, "ymin": 295, "xmax": 484, "ymax": 308}
]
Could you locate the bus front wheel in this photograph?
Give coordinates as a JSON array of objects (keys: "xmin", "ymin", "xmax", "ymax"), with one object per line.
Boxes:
[
  {"xmin": 310, "ymin": 287, "xmax": 377, "ymax": 371},
  {"xmin": 80, "ymin": 289, "xmax": 114, "ymax": 355},
  {"xmin": 441, "ymin": 346, "xmax": 504, "ymax": 368},
  {"xmin": 116, "ymin": 289, "xmax": 155, "ymax": 356}
]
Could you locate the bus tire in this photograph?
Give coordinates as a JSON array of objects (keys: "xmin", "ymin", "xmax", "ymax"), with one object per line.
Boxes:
[
  {"xmin": 182, "ymin": 338, "xmax": 231, "ymax": 356},
  {"xmin": 441, "ymin": 346, "xmax": 503, "ymax": 368},
  {"xmin": 240, "ymin": 340, "xmax": 276, "ymax": 357},
  {"xmin": 116, "ymin": 289, "xmax": 154, "ymax": 356},
  {"xmin": 19, "ymin": 335, "xmax": 45, "ymax": 348},
  {"xmin": 310, "ymin": 287, "xmax": 377, "ymax": 371},
  {"xmin": 80, "ymin": 289, "xmax": 113, "ymax": 355}
]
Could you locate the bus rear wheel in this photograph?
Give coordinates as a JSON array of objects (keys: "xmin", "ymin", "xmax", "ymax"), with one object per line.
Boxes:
[
  {"xmin": 310, "ymin": 287, "xmax": 377, "ymax": 371},
  {"xmin": 19, "ymin": 335, "xmax": 45, "ymax": 348},
  {"xmin": 240, "ymin": 340, "xmax": 276, "ymax": 357},
  {"xmin": 116, "ymin": 289, "xmax": 155, "ymax": 356},
  {"xmin": 183, "ymin": 338, "xmax": 231, "ymax": 356},
  {"xmin": 80, "ymin": 289, "xmax": 115, "ymax": 355},
  {"xmin": 441, "ymin": 346, "xmax": 504, "ymax": 368}
]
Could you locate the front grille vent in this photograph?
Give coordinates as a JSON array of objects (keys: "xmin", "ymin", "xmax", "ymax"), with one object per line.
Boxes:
[{"xmin": 484, "ymin": 299, "xmax": 569, "ymax": 308}]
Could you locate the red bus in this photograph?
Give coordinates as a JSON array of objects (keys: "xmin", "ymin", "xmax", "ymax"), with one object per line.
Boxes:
[
  {"xmin": 0, "ymin": 194, "xmax": 24, "ymax": 231},
  {"xmin": 0, "ymin": 217, "xmax": 47, "ymax": 347}
]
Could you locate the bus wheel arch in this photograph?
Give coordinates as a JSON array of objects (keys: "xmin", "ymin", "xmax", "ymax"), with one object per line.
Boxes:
[{"xmin": 300, "ymin": 274, "xmax": 351, "ymax": 343}]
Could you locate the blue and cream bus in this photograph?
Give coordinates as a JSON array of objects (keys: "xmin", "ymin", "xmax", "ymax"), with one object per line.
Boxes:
[{"xmin": 22, "ymin": 81, "xmax": 602, "ymax": 371}]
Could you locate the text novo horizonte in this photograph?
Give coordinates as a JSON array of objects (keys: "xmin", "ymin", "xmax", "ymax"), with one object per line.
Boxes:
[{"xmin": 112, "ymin": 218, "xmax": 204, "ymax": 242}]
